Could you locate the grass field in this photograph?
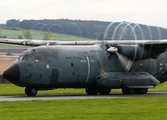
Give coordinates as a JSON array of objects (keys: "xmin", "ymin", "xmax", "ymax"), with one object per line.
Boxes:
[
  {"xmin": 0, "ymin": 43, "xmax": 31, "ymax": 49},
  {"xmin": 0, "ymin": 97, "xmax": 167, "ymax": 120},
  {"xmin": 0, "ymin": 28, "xmax": 91, "ymax": 41},
  {"xmin": 0, "ymin": 84, "xmax": 167, "ymax": 120}
]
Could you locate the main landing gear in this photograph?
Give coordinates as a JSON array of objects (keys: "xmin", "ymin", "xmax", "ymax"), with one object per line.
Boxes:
[
  {"xmin": 122, "ymin": 87, "xmax": 148, "ymax": 94},
  {"xmin": 85, "ymin": 87, "xmax": 148, "ymax": 95},
  {"xmin": 25, "ymin": 87, "xmax": 38, "ymax": 96},
  {"xmin": 85, "ymin": 87, "xmax": 111, "ymax": 95}
]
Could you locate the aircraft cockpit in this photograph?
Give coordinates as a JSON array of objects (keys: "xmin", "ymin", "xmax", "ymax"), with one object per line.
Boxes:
[{"xmin": 18, "ymin": 53, "xmax": 43, "ymax": 63}]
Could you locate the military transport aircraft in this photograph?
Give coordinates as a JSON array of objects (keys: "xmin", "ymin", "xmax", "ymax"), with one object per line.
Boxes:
[{"xmin": 1, "ymin": 38, "xmax": 167, "ymax": 96}]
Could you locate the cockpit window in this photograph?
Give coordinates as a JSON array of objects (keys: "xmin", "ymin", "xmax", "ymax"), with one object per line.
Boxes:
[
  {"xmin": 34, "ymin": 56, "xmax": 43, "ymax": 62},
  {"xmin": 18, "ymin": 55, "xmax": 24, "ymax": 60},
  {"xmin": 18, "ymin": 54, "xmax": 43, "ymax": 62},
  {"xmin": 18, "ymin": 54, "xmax": 29, "ymax": 61},
  {"xmin": 28, "ymin": 56, "xmax": 34, "ymax": 62},
  {"xmin": 23, "ymin": 55, "xmax": 29, "ymax": 61}
]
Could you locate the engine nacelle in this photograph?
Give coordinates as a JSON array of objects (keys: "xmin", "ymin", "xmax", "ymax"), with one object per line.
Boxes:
[
  {"xmin": 96, "ymin": 72, "xmax": 160, "ymax": 88},
  {"xmin": 116, "ymin": 45, "xmax": 166, "ymax": 60}
]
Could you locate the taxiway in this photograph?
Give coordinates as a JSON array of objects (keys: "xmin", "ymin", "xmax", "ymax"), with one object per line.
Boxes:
[{"xmin": 0, "ymin": 92, "xmax": 167, "ymax": 102}]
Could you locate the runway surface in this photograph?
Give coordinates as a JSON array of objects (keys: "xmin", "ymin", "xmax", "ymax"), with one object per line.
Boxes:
[
  {"xmin": 0, "ymin": 92, "xmax": 167, "ymax": 102},
  {"xmin": 0, "ymin": 49, "xmax": 25, "ymax": 54}
]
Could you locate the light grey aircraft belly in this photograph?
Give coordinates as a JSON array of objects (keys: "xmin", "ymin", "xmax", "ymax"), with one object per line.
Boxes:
[{"xmin": 1, "ymin": 39, "xmax": 167, "ymax": 96}]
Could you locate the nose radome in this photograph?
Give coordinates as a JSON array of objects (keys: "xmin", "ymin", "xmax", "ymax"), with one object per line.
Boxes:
[{"xmin": 3, "ymin": 64, "xmax": 20, "ymax": 83}]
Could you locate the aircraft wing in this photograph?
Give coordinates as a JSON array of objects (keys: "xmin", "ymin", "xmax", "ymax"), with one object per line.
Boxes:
[
  {"xmin": 0, "ymin": 38, "xmax": 58, "ymax": 46},
  {"xmin": 1, "ymin": 38, "xmax": 167, "ymax": 46},
  {"xmin": 0, "ymin": 38, "xmax": 101, "ymax": 46},
  {"xmin": 1, "ymin": 38, "xmax": 167, "ymax": 60}
]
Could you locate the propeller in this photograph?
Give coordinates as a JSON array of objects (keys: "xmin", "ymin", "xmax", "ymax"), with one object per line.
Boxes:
[
  {"xmin": 22, "ymin": 27, "xmax": 52, "ymax": 40},
  {"xmin": 114, "ymin": 52, "xmax": 132, "ymax": 72},
  {"xmin": 43, "ymin": 31, "xmax": 52, "ymax": 40},
  {"xmin": 100, "ymin": 45, "xmax": 133, "ymax": 78},
  {"xmin": 22, "ymin": 27, "xmax": 53, "ymax": 46},
  {"xmin": 22, "ymin": 28, "xmax": 32, "ymax": 39}
]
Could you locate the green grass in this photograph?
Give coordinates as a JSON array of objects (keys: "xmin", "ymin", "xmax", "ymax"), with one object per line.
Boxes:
[
  {"xmin": 0, "ymin": 84, "xmax": 85, "ymax": 96},
  {"xmin": 0, "ymin": 28, "xmax": 91, "ymax": 41},
  {"xmin": 0, "ymin": 97, "xmax": 167, "ymax": 120},
  {"xmin": 0, "ymin": 43, "xmax": 31, "ymax": 49},
  {"xmin": 0, "ymin": 83, "xmax": 167, "ymax": 120}
]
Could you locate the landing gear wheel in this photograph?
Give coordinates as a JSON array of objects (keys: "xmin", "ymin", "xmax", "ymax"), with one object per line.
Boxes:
[
  {"xmin": 122, "ymin": 87, "xmax": 136, "ymax": 94},
  {"xmin": 25, "ymin": 87, "xmax": 38, "ymax": 96},
  {"xmin": 85, "ymin": 88, "xmax": 98, "ymax": 95},
  {"xmin": 99, "ymin": 88, "xmax": 111, "ymax": 95},
  {"xmin": 122, "ymin": 87, "xmax": 128, "ymax": 94},
  {"xmin": 136, "ymin": 88, "xmax": 148, "ymax": 94}
]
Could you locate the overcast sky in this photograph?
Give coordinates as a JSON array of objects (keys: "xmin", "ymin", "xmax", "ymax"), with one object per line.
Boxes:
[{"xmin": 1, "ymin": 0, "xmax": 167, "ymax": 28}]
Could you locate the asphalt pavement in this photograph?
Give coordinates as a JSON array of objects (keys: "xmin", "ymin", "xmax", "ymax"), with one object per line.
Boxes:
[{"xmin": 0, "ymin": 92, "xmax": 167, "ymax": 102}]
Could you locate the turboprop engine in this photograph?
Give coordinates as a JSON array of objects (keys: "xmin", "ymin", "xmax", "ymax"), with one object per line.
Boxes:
[{"xmin": 108, "ymin": 44, "xmax": 166, "ymax": 61}]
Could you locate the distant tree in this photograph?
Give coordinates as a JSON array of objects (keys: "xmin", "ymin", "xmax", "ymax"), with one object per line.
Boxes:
[{"xmin": 6, "ymin": 19, "xmax": 20, "ymax": 28}]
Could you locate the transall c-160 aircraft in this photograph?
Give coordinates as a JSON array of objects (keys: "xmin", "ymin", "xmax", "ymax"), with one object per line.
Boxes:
[{"xmin": 1, "ymin": 38, "xmax": 167, "ymax": 96}]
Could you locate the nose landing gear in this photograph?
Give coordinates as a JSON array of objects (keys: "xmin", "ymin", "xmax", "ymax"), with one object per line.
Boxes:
[{"xmin": 25, "ymin": 87, "xmax": 38, "ymax": 96}]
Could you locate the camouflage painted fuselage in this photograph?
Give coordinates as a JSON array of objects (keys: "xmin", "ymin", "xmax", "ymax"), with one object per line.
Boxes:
[
  {"xmin": 6, "ymin": 45, "xmax": 167, "ymax": 89},
  {"xmin": 15, "ymin": 45, "xmax": 103, "ymax": 88}
]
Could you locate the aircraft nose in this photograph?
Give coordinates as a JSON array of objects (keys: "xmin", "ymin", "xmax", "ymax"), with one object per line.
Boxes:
[{"xmin": 3, "ymin": 64, "xmax": 20, "ymax": 83}]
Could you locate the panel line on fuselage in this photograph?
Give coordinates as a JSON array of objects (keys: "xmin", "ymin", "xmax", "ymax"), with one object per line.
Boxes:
[{"xmin": 85, "ymin": 56, "xmax": 90, "ymax": 83}]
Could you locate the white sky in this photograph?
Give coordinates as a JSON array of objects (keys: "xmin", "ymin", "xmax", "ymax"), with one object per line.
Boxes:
[{"xmin": 1, "ymin": 0, "xmax": 167, "ymax": 28}]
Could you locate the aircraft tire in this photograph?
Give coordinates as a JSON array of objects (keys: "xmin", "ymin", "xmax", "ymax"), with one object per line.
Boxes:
[
  {"xmin": 122, "ymin": 87, "xmax": 128, "ymax": 94},
  {"xmin": 25, "ymin": 87, "xmax": 38, "ymax": 96},
  {"xmin": 85, "ymin": 88, "xmax": 98, "ymax": 95},
  {"xmin": 99, "ymin": 88, "xmax": 111, "ymax": 95},
  {"xmin": 122, "ymin": 87, "xmax": 136, "ymax": 94},
  {"xmin": 136, "ymin": 88, "xmax": 148, "ymax": 94}
]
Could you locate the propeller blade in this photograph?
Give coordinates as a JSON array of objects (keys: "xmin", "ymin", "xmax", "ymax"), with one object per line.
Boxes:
[
  {"xmin": 115, "ymin": 52, "xmax": 132, "ymax": 72},
  {"xmin": 22, "ymin": 28, "xmax": 32, "ymax": 39},
  {"xmin": 100, "ymin": 44, "xmax": 132, "ymax": 77},
  {"xmin": 43, "ymin": 31, "xmax": 52, "ymax": 40}
]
